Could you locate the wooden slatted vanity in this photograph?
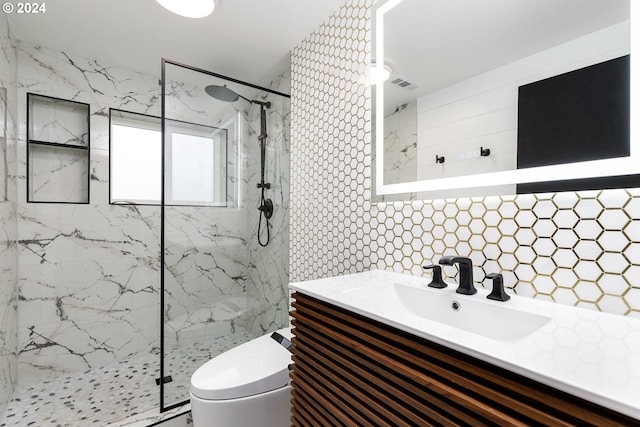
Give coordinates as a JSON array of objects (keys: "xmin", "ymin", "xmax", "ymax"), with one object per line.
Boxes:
[{"xmin": 289, "ymin": 271, "xmax": 640, "ymax": 426}]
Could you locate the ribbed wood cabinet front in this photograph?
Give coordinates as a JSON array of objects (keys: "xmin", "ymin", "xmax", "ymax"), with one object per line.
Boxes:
[{"xmin": 289, "ymin": 292, "xmax": 636, "ymax": 427}]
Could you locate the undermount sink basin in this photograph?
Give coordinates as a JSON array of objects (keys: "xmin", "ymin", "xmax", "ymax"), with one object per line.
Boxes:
[{"xmin": 392, "ymin": 283, "xmax": 551, "ymax": 341}]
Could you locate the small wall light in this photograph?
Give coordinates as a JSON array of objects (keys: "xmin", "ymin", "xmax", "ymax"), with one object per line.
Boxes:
[{"xmin": 156, "ymin": 0, "xmax": 215, "ymax": 18}]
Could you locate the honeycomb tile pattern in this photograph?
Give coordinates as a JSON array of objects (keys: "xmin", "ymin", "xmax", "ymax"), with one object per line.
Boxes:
[
  {"xmin": 369, "ymin": 190, "xmax": 640, "ymax": 317},
  {"xmin": 290, "ymin": 0, "xmax": 640, "ymax": 318},
  {"xmin": 290, "ymin": 0, "xmax": 375, "ymax": 281}
]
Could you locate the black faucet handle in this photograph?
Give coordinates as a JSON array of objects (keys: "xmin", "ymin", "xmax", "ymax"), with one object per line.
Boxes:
[
  {"xmin": 485, "ymin": 273, "xmax": 510, "ymax": 302},
  {"xmin": 423, "ymin": 264, "xmax": 447, "ymax": 289}
]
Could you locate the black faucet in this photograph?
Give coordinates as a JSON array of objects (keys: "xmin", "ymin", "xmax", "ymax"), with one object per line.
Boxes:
[{"xmin": 438, "ymin": 256, "xmax": 477, "ymax": 295}]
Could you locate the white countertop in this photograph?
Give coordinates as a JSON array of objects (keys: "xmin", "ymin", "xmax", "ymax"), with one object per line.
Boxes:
[{"xmin": 289, "ymin": 269, "xmax": 640, "ymax": 420}]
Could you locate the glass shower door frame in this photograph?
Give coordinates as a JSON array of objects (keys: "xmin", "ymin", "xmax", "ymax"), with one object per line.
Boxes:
[{"xmin": 159, "ymin": 58, "xmax": 290, "ymax": 412}]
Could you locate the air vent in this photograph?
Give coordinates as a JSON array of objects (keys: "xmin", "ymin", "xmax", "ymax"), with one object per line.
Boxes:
[{"xmin": 391, "ymin": 77, "xmax": 416, "ymax": 89}]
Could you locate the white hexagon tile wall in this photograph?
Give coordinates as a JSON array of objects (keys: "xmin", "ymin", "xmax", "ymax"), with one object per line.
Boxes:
[{"xmin": 290, "ymin": 0, "xmax": 640, "ymax": 317}]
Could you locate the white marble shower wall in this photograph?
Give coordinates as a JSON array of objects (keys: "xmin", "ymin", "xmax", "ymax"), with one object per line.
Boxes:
[
  {"xmin": 14, "ymin": 42, "xmax": 162, "ymax": 385},
  {"xmin": 0, "ymin": 203, "xmax": 16, "ymax": 417},
  {"xmin": 161, "ymin": 67, "xmax": 251, "ymax": 348},
  {"xmin": 10, "ymin": 43, "xmax": 290, "ymax": 391},
  {"xmin": 0, "ymin": 13, "xmax": 17, "ymax": 418},
  {"xmin": 245, "ymin": 71, "xmax": 291, "ymax": 337},
  {"xmin": 163, "ymin": 206, "xmax": 250, "ymax": 346},
  {"xmin": 382, "ymin": 100, "xmax": 416, "ymax": 186},
  {"xmin": 161, "ymin": 64, "xmax": 291, "ymax": 345},
  {"xmin": 17, "ymin": 203, "xmax": 160, "ymax": 383}
]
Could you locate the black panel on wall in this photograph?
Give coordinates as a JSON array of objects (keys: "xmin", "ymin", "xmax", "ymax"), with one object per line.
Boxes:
[
  {"xmin": 516, "ymin": 55, "xmax": 638, "ymax": 193},
  {"xmin": 517, "ymin": 174, "xmax": 640, "ymax": 194}
]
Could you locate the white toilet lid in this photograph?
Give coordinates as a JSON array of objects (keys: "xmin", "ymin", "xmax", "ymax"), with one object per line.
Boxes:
[{"xmin": 190, "ymin": 328, "xmax": 293, "ymax": 400}]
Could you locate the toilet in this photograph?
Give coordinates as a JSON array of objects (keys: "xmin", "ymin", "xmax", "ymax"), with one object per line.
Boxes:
[{"xmin": 190, "ymin": 328, "xmax": 293, "ymax": 427}]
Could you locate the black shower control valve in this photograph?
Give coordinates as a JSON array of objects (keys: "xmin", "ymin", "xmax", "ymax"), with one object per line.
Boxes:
[
  {"xmin": 480, "ymin": 147, "xmax": 491, "ymax": 157},
  {"xmin": 435, "ymin": 155, "xmax": 445, "ymax": 164},
  {"xmin": 257, "ymin": 182, "xmax": 271, "ymax": 189},
  {"xmin": 485, "ymin": 273, "xmax": 510, "ymax": 302},
  {"xmin": 423, "ymin": 264, "xmax": 447, "ymax": 289},
  {"xmin": 258, "ymin": 198, "xmax": 274, "ymax": 220}
]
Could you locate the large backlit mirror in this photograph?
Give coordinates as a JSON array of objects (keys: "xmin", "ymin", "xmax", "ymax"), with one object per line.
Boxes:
[{"xmin": 373, "ymin": 0, "xmax": 638, "ymax": 201}]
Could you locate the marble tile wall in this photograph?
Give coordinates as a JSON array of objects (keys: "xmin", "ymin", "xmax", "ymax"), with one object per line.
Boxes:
[
  {"xmin": 28, "ymin": 145, "xmax": 89, "ymax": 203},
  {"xmin": 161, "ymin": 65, "xmax": 252, "ymax": 352},
  {"xmin": 0, "ymin": 203, "xmax": 16, "ymax": 419},
  {"xmin": 382, "ymin": 100, "xmax": 416, "ymax": 186},
  {"xmin": 15, "ymin": 42, "xmax": 162, "ymax": 386},
  {"xmin": 161, "ymin": 63, "xmax": 291, "ymax": 347},
  {"xmin": 0, "ymin": 12, "xmax": 17, "ymax": 418},
  {"xmin": 290, "ymin": 0, "xmax": 640, "ymax": 318},
  {"xmin": 14, "ymin": 42, "xmax": 291, "ymax": 390},
  {"xmin": 28, "ymin": 94, "xmax": 89, "ymax": 146},
  {"xmin": 244, "ymin": 71, "xmax": 291, "ymax": 337},
  {"xmin": 17, "ymin": 203, "xmax": 160, "ymax": 382},
  {"xmin": 163, "ymin": 206, "xmax": 249, "ymax": 347}
]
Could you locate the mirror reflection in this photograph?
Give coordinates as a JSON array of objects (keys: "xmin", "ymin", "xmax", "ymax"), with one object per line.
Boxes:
[{"xmin": 374, "ymin": 0, "xmax": 632, "ymax": 200}]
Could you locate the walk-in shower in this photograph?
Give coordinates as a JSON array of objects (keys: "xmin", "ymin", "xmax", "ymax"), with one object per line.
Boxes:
[
  {"xmin": 160, "ymin": 60, "xmax": 291, "ymax": 411},
  {"xmin": 205, "ymin": 84, "xmax": 274, "ymax": 246}
]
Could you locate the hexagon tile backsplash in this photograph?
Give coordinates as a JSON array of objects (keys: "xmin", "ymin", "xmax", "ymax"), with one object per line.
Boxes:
[
  {"xmin": 290, "ymin": 0, "xmax": 640, "ymax": 318},
  {"xmin": 370, "ymin": 189, "xmax": 640, "ymax": 317}
]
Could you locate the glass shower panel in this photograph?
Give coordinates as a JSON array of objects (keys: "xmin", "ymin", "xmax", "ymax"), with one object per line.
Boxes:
[{"xmin": 160, "ymin": 60, "xmax": 291, "ymax": 410}]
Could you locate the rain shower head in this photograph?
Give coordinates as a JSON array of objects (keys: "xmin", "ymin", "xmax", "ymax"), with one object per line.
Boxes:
[
  {"xmin": 205, "ymin": 84, "xmax": 242, "ymax": 102},
  {"xmin": 205, "ymin": 84, "xmax": 271, "ymax": 108}
]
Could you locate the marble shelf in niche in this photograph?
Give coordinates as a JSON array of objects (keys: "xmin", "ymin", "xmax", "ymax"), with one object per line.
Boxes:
[{"xmin": 27, "ymin": 93, "xmax": 90, "ymax": 203}]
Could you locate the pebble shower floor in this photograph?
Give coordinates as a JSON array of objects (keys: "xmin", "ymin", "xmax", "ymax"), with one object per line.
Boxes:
[{"xmin": 0, "ymin": 330, "xmax": 253, "ymax": 426}]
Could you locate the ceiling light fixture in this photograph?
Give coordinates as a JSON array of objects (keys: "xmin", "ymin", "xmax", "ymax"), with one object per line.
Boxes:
[
  {"xmin": 156, "ymin": 0, "xmax": 215, "ymax": 18},
  {"xmin": 369, "ymin": 60, "xmax": 393, "ymax": 84}
]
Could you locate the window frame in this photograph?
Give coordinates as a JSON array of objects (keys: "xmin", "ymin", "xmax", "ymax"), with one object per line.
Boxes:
[
  {"xmin": 109, "ymin": 108, "xmax": 228, "ymax": 207},
  {"xmin": 164, "ymin": 119, "xmax": 228, "ymax": 207}
]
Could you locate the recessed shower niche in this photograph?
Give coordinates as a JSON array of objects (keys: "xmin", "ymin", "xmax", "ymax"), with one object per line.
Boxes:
[{"xmin": 26, "ymin": 93, "xmax": 90, "ymax": 203}]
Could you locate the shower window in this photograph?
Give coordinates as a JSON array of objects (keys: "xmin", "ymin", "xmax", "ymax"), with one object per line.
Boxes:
[
  {"xmin": 164, "ymin": 121, "xmax": 227, "ymax": 206},
  {"xmin": 109, "ymin": 109, "xmax": 227, "ymax": 206},
  {"xmin": 110, "ymin": 110, "xmax": 162, "ymax": 204}
]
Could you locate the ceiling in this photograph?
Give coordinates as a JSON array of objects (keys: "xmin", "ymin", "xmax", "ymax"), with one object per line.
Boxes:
[{"xmin": 8, "ymin": 0, "xmax": 345, "ymax": 88}]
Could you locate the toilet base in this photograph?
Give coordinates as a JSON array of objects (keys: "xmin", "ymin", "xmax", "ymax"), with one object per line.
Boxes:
[{"xmin": 190, "ymin": 384, "xmax": 292, "ymax": 427}]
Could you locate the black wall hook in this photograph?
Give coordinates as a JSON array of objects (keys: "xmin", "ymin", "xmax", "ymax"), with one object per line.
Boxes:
[
  {"xmin": 480, "ymin": 147, "xmax": 491, "ymax": 157},
  {"xmin": 435, "ymin": 155, "xmax": 445, "ymax": 164}
]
